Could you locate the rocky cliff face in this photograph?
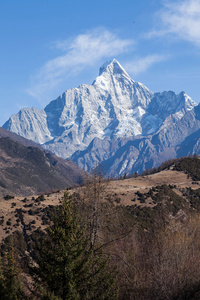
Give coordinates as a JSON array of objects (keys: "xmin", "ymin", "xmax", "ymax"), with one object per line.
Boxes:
[{"xmin": 3, "ymin": 59, "xmax": 200, "ymax": 176}]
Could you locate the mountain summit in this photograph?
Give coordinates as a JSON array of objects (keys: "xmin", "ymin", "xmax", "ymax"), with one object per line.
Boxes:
[
  {"xmin": 3, "ymin": 60, "xmax": 200, "ymax": 176},
  {"xmin": 3, "ymin": 59, "xmax": 155, "ymax": 154},
  {"xmin": 99, "ymin": 59, "xmax": 129, "ymax": 76}
]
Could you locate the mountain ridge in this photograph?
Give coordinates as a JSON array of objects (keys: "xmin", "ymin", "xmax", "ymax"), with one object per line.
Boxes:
[{"xmin": 3, "ymin": 59, "xmax": 200, "ymax": 176}]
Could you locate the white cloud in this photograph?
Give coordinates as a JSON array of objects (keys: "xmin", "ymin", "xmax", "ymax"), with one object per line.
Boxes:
[
  {"xmin": 149, "ymin": 0, "xmax": 200, "ymax": 45},
  {"xmin": 124, "ymin": 54, "xmax": 166, "ymax": 76},
  {"xmin": 27, "ymin": 28, "xmax": 133, "ymax": 102}
]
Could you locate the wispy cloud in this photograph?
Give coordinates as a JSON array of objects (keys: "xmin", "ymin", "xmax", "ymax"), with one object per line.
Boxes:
[
  {"xmin": 26, "ymin": 28, "xmax": 134, "ymax": 102},
  {"xmin": 124, "ymin": 54, "xmax": 167, "ymax": 76},
  {"xmin": 148, "ymin": 0, "xmax": 200, "ymax": 46}
]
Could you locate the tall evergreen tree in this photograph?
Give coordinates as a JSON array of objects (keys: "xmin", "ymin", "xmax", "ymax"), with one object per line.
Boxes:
[
  {"xmin": 0, "ymin": 256, "xmax": 5, "ymax": 300},
  {"xmin": 31, "ymin": 192, "xmax": 117, "ymax": 300},
  {"xmin": 0, "ymin": 238, "xmax": 24, "ymax": 300}
]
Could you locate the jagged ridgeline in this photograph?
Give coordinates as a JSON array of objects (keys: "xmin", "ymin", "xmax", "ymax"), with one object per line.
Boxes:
[{"xmin": 3, "ymin": 59, "xmax": 200, "ymax": 176}]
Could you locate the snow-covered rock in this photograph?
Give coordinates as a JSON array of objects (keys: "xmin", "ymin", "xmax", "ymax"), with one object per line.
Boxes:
[
  {"xmin": 3, "ymin": 59, "xmax": 200, "ymax": 176},
  {"xmin": 3, "ymin": 107, "xmax": 52, "ymax": 144}
]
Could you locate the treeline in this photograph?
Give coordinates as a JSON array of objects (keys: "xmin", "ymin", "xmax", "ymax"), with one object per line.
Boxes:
[
  {"xmin": 118, "ymin": 157, "xmax": 181, "ymax": 180},
  {"xmin": 122, "ymin": 154, "xmax": 200, "ymax": 179},
  {"xmin": 173, "ymin": 155, "xmax": 200, "ymax": 181}
]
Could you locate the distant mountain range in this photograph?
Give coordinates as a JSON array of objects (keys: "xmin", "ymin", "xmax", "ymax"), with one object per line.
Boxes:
[
  {"xmin": 3, "ymin": 59, "xmax": 200, "ymax": 176},
  {"xmin": 0, "ymin": 127, "xmax": 85, "ymax": 196}
]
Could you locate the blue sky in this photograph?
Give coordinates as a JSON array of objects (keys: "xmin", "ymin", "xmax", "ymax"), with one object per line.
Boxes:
[{"xmin": 1, "ymin": 0, "xmax": 200, "ymax": 125}]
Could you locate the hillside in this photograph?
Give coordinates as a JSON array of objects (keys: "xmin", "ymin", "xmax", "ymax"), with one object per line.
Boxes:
[
  {"xmin": 0, "ymin": 158, "xmax": 200, "ymax": 241},
  {"xmin": 1, "ymin": 156, "xmax": 200, "ymax": 299},
  {"xmin": 0, "ymin": 128, "xmax": 86, "ymax": 197}
]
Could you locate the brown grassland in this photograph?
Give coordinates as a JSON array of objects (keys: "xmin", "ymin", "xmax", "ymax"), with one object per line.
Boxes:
[{"xmin": 1, "ymin": 163, "xmax": 200, "ymax": 299}]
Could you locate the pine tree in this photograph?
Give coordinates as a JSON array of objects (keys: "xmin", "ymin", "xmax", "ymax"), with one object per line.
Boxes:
[
  {"xmin": 0, "ymin": 255, "xmax": 5, "ymax": 300},
  {"xmin": 31, "ymin": 191, "xmax": 117, "ymax": 299},
  {"xmin": 0, "ymin": 238, "xmax": 24, "ymax": 300}
]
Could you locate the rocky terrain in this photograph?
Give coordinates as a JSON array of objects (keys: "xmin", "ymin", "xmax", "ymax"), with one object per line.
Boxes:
[{"xmin": 3, "ymin": 59, "xmax": 200, "ymax": 176}]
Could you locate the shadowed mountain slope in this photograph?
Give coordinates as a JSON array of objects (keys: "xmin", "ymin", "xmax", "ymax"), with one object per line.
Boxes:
[{"xmin": 0, "ymin": 128, "xmax": 85, "ymax": 196}]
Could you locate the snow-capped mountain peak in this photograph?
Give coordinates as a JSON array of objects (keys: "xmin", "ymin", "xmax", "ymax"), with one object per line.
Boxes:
[
  {"xmin": 93, "ymin": 59, "xmax": 153, "ymax": 109},
  {"xmin": 3, "ymin": 59, "xmax": 199, "ymax": 176},
  {"xmin": 99, "ymin": 59, "xmax": 129, "ymax": 77}
]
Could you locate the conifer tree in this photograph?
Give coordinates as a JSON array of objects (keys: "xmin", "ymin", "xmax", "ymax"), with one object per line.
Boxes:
[
  {"xmin": 32, "ymin": 191, "xmax": 117, "ymax": 300},
  {"xmin": 0, "ymin": 238, "xmax": 24, "ymax": 300},
  {"xmin": 0, "ymin": 256, "xmax": 5, "ymax": 300}
]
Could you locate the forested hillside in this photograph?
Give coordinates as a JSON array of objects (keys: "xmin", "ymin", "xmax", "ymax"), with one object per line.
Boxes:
[{"xmin": 1, "ymin": 158, "xmax": 200, "ymax": 299}]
